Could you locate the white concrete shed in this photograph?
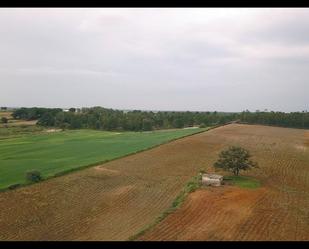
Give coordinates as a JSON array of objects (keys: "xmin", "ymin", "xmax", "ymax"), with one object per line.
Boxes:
[{"xmin": 202, "ymin": 174, "xmax": 223, "ymax": 186}]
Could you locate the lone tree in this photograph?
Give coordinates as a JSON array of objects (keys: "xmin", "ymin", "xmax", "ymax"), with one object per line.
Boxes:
[{"xmin": 214, "ymin": 146, "xmax": 258, "ymax": 176}]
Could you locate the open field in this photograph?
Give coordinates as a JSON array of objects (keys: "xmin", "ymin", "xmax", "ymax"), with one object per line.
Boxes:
[
  {"xmin": 0, "ymin": 111, "xmax": 39, "ymax": 135},
  {"xmin": 0, "ymin": 111, "xmax": 12, "ymax": 119},
  {"xmin": 0, "ymin": 125, "xmax": 45, "ymax": 138},
  {"xmin": 0, "ymin": 124, "xmax": 308, "ymax": 240},
  {"xmin": 0, "ymin": 128, "xmax": 207, "ymax": 189},
  {"xmin": 3, "ymin": 120, "xmax": 38, "ymax": 127},
  {"xmin": 138, "ymin": 124, "xmax": 309, "ymax": 241}
]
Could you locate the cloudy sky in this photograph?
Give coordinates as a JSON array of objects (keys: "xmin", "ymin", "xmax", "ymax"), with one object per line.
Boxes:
[{"xmin": 0, "ymin": 8, "xmax": 309, "ymax": 112}]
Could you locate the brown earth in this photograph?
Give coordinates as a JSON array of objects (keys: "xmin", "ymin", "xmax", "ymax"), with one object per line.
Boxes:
[
  {"xmin": 138, "ymin": 125, "xmax": 309, "ymax": 241},
  {"xmin": 0, "ymin": 124, "xmax": 308, "ymax": 240}
]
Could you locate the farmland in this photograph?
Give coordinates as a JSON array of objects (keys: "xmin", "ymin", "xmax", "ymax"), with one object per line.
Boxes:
[
  {"xmin": 0, "ymin": 127, "xmax": 207, "ymax": 189},
  {"xmin": 138, "ymin": 124, "xmax": 309, "ymax": 241},
  {"xmin": 0, "ymin": 124, "xmax": 308, "ymax": 240},
  {"xmin": 0, "ymin": 111, "xmax": 37, "ymax": 128},
  {"xmin": 0, "ymin": 111, "xmax": 43, "ymax": 137}
]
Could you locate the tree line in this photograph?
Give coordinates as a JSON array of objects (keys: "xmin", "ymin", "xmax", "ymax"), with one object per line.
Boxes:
[
  {"xmin": 12, "ymin": 107, "xmax": 63, "ymax": 120},
  {"xmin": 239, "ymin": 110, "xmax": 309, "ymax": 129},
  {"xmin": 11, "ymin": 107, "xmax": 309, "ymax": 131},
  {"xmin": 11, "ymin": 107, "xmax": 237, "ymax": 131}
]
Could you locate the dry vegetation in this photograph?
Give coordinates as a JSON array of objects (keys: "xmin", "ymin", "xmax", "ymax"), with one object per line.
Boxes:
[
  {"xmin": 0, "ymin": 124, "xmax": 308, "ymax": 240},
  {"xmin": 0, "ymin": 111, "xmax": 37, "ymax": 129}
]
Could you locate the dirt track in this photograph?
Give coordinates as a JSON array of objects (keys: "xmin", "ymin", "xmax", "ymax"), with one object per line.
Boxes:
[{"xmin": 0, "ymin": 124, "xmax": 308, "ymax": 240}]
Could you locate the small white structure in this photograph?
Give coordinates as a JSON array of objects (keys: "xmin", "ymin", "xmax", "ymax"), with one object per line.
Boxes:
[{"xmin": 202, "ymin": 174, "xmax": 223, "ymax": 187}]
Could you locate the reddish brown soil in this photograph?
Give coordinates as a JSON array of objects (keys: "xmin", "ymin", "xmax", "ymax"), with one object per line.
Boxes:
[{"xmin": 0, "ymin": 124, "xmax": 308, "ymax": 240}]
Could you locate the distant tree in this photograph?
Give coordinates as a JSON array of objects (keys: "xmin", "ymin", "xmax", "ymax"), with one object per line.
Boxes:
[
  {"xmin": 1, "ymin": 107, "xmax": 7, "ymax": 110},
  {"xmin": 214, "ymin": 146, "xmax": 258, "ymax": 176},
  {"xmin": 142, "ymin": 118, "xmax": 153, "ymax": 131},
  {"xmin": 69, "ymin": 108, "xmax": 76, "ymax": 113},
  {"xmin": 37, "ymin": 112, "xmax": 55, "ymax": 126},
  {"xmin": 1, "ymin": 117, "xmax": 8, "ymax": 123},
  {"xmin": 172, "ymin": 118, "xmax": 184, "ymax": 128}
]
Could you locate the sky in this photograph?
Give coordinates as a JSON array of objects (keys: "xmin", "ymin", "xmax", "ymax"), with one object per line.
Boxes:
[{"xmin": 0, "ymin": 8, "xmax": 309, "ymax": 112}]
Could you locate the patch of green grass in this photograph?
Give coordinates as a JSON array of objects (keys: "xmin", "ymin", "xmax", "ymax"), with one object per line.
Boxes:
[
  {"xmin": 224, "ymin": 175, "xmax": 261, "ymax": 189},
  {"xmin": 129, "ymin": 174, "xmax": 202, "ymax": 241},
  {"xmin": 0, "ymin": 128, "xmax": 208, "ymax": 190}
]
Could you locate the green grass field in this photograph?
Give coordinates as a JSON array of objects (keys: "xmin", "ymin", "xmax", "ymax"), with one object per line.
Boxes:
[
  {"xmin": 224, "ymin": 175, "xmax": 261, "ymax": 189},
  {"xmin": 0, "ymin": 128, "xmax": 207, "ymax": 190}
]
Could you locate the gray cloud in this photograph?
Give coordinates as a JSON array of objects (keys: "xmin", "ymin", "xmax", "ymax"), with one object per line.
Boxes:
[{"xmin": 0, "ymin": 8, "xmax": 309, "ymax": 112}]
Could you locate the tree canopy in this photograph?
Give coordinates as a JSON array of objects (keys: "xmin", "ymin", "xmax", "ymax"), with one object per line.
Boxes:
[
  {"xmin": 13, "ymin": 107, "xmax": 237, "ymax": 131},
  {"xmin": 11, "ymin": 107, "xmax": 309, "ymax": 131},
  {"xmin": 214, "ymin": 146, "xmax": 258, "ymax": 176},
  {"xmin": 239, "ymin": 110, "xmax": 309, "ymax": 129}
]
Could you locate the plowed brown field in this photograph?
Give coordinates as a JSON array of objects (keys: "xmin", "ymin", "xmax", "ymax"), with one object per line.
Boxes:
[
  {"xmin": 138, "ymin": 125, "xmax": 309, "ymax": 241},
  {"xmin": 0, "ymin": 124, "xmax": 308, "ymax": 240}
]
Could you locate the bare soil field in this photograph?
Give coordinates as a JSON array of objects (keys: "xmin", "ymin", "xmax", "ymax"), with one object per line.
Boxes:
[
  {"xmin": 138, "ymin": 125, "xmax": 309, "ymax": 241},
  {"xmin": 0, "ymin": 124, "xmax": 308, "ymax": 240}
]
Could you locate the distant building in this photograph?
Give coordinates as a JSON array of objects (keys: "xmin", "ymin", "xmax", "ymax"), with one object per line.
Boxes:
[{"xmin": 202, "ymin": 174, "xmax": 223, "ymax": 186}]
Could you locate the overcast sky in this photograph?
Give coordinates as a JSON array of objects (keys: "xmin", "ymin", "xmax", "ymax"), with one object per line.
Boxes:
[{"xmin": 1, "ymin": 8, "xmax": 309, "ymax": 112}]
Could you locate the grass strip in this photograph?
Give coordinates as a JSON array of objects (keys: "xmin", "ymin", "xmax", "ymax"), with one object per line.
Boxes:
[{"xmin": 223, "ymin": 175, "xmax": 261, "ymax": 189}]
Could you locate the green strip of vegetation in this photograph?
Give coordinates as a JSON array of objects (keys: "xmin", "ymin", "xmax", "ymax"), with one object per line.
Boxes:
[
  {"xmin": 224, "ymin": 175, "xmax": 261, "ymax": 189},
  {"xmin": 0, "ymin": 128, "xmax": 209, "ymax": 191},
  {"xmin": 128, "ymin": 174, "xmax": 202, "ymax": 241}
]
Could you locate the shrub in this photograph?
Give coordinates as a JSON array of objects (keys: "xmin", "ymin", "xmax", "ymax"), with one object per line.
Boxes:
[
  {"xmin": 1, "ymin": 117, "xmax": 8, "ymax": 123},
  {"xmin": 8, "ymin": 183, "xmax": 21, "ymax": 190},
  {"xmin": 26, "ymin": 170, "xmax": 42, "ymax": 183}
]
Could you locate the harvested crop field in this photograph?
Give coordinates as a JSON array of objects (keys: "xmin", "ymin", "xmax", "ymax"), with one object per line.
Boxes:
[
  {"xmin": 138, "ymin": 125, "xmax": 309, "ymax": 241},
  {"xmin": 0, "ymin": 124, "xmax": 308, "ymax": 240}
]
